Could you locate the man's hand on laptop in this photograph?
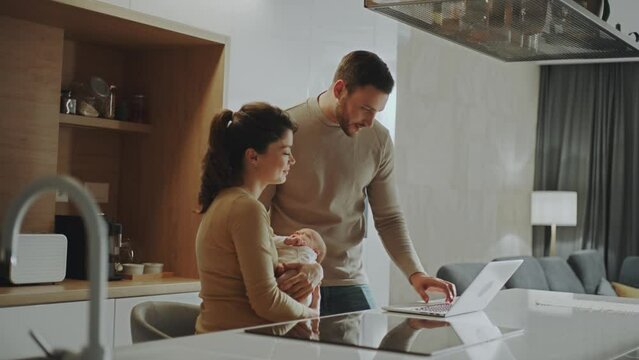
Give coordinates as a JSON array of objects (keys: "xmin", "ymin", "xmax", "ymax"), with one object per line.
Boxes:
[{"xmin": 409, "ymin": 272, "xmax": 457, "ymax": 303}]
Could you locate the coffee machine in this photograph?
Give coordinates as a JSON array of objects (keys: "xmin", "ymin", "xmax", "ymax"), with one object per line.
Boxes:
[{"xmin": 55, "ymin": 214, "xmax": 124, "ymax": 280}]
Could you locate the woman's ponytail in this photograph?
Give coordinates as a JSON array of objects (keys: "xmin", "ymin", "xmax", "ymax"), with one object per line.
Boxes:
[{"xmin": 198, "ymin": 110, "xmax": 233, "ymax": 213}]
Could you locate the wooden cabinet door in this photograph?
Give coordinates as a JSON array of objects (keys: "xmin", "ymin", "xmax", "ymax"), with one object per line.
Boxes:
[{"xmin": 0, "ymin": 17, "xmax": 63, "ymax": 232}]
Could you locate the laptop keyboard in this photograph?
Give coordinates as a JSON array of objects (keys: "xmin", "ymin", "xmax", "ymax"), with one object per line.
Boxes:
[{"xmin": 413, "ymin": 303, "xmax": 452, "ymax": 315}]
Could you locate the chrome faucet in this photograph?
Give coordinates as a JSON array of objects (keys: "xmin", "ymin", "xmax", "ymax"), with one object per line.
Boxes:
[{"xmin": 1, "ymin": 176, "xmax": 111, "ymax": 360}]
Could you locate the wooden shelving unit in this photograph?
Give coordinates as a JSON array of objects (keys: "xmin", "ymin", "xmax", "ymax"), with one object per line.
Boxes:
[
  {"xmin": 0, "ymin": 0, "xmax": 229, "ymax": 279},
  {"xmin": 59, "ymin": 114, "xmax": 152, "ymax": 134}
]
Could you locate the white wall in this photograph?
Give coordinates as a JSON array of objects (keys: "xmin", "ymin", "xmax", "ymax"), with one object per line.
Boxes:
[
  {"xmin": 99, "ymin": 0, "xmax": 396, "ymax": 307},
  {"xmin": 607, "ymin": 0, "xmax": 639, "ymax": 38},
  {"xmin": 390, "ymin": 27, "xmax": 540, "ymax": 304}
]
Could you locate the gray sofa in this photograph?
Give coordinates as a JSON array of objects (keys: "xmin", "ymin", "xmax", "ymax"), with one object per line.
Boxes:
[
  {"xmin": 436, "ymin": 263, "xmax": 486, "ymax": 295},
  {"xmin": 619, "ymin": 256, "xmax": 639, "ymax": 288},
  {"xmin": 437, "ymin": 250, "xmax": 631, "ymax": 296},
  {"xmin": 538, "ymin": 256, "xmax": 585, "ymax": 293}
]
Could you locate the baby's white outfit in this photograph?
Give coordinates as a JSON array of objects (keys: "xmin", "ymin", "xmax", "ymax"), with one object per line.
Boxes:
[{"xmin": 273, "ymin": 235, "xmax": 318, "ymax": 306}]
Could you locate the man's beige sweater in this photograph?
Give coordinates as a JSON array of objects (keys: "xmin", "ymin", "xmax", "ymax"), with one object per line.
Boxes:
[{"xmin": 261, "ymin": 96, "xmax": 425, "ymax": 286}]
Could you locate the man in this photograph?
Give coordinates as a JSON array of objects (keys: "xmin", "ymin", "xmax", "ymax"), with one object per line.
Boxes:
[{"xmin": 263, "ymin": 50, "xmax": 456, "ymax": 316}]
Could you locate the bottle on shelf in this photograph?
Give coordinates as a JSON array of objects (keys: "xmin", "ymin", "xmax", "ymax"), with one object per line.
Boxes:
[
  {"xmin": 129, "ymin": 94, "xmax": 146, "ymax": 123},
  {"xmin": 105, "ymin": 85, "xmax": 117, "ymax": 119}
]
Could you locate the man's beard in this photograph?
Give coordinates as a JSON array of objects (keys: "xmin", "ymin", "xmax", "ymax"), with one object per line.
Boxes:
[{"xmin": 335, "ymin": 97, "xmax": 355, "ymax": 137}]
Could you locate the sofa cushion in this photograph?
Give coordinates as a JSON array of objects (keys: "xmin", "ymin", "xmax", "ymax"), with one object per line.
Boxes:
[
  {"xmin": 436, "ymin": 263, "xmax": 486, "ymax": 295},
  {"xmin": 567, "ymin": 250, "xmax": 607, "ymax": 294},
  {"xmin": 619, "ymin": 256, "xmax": 639, "ymax": 288},
  {"xmin": 538, "ymin": 257, "xmax": 585, "ymax": 294},
  {"xmin": 612, "ymin": 282, "xmax": 639, "ymax": 298},
  {"xmin": 596, "ymin": 278, "xmax": 617, "ymax": 296},
  {"xmin": 494, "ymin": 256, "xmax": 549, "ymax": 290}
]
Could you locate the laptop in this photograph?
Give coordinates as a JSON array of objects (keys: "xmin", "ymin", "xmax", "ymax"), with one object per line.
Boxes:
[{"xmin": 383, "ymin": 259, "xmax": 523, "ymax": 317}]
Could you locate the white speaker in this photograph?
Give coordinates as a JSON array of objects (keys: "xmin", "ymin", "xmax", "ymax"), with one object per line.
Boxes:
[{"xmin": 7, "ymin": 234, "xmax": 67, "ymax": 284}]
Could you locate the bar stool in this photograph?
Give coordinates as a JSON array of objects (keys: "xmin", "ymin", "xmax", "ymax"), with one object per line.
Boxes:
[{"xmin": 130, "ymin": 301, "xmax": 200, "ymax": 343}]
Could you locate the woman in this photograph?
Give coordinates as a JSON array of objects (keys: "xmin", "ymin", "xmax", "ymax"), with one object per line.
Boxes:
[{"xmin": 195, "ymin": 102, "xmax": 320, "ymax": 333}]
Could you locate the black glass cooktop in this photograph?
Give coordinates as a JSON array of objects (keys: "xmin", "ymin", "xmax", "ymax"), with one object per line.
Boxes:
[{"xmin": 245, "ymin": 311, "xmax": 522, "ymax": 357}]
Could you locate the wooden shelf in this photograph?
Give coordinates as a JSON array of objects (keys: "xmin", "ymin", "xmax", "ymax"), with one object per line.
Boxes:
[{"xmin": 59, "ymin": 114, "xmax": 151, "ymax": 134}]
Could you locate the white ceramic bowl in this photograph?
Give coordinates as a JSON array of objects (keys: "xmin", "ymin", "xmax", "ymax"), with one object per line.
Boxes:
[
  {"xmin": 143, "ymin": 262, "xmax": 164, "ymax": 274},
  {"xmin": 122, "ymin": 263, "xmax": 144, "ymax": 275}
]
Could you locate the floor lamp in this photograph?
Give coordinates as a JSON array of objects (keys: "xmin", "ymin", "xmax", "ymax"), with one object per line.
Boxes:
[{"xmin": 531, "ymin": 191, "xmax": 577, "ymax": 256}]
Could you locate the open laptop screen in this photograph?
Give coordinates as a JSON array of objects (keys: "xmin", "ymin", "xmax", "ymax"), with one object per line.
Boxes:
[{"xmin": 245, "ymin": 312, "xmax": 521, "ymax": 356}]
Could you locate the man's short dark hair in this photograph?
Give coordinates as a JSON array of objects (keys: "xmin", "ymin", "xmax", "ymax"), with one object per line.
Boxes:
[{"xmin": 333, "ymin": 50, "xmax": 394, "ymax": 94}]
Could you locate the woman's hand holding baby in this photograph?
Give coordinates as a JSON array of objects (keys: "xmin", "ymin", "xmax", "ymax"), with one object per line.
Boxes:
[{"xmin": 277, "ymin": 262, "xmax": 323, "ymax": 301}]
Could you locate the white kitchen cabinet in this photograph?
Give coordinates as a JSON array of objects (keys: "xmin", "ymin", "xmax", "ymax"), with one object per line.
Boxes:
[
  {"xmin": 0, "ymin": 292, "xmax": 200, "ymax": 359},
  {"xmin": 0, "ymin": 300, "xmax": 115, "ymax": 360},
  {"xmin": 113, "ymin": 292, "xmax": 200, "ymax": 347}
]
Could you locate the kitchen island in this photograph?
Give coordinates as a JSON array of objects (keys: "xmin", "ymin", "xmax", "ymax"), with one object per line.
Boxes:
[{"xmin": 112, "ymin": 289, "xmax": 639, "ymax": 360}]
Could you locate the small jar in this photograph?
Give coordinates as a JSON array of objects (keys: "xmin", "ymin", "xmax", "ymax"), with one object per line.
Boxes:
[
  {"xmin": 115, "ymin": 100, "xmax": 129, "ymax": 121},
  {"xmin": 129, "ymin": 94, "xmax": 145, "ymax": 123},
  {"xmin": 78, "ymin": 96, "xmax": 99, "ymax": 117},
  {"xmin": 60, "ymin": 90, "xmax": 77, "ymax": 115}
]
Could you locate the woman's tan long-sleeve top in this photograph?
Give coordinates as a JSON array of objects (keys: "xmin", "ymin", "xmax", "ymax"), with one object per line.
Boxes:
[{"xmin": 195, "ymin": 187, "xmax": 313, "ymax": 333}]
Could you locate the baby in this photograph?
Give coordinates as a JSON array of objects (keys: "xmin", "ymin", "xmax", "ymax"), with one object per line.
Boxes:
[{"xmin": 273, "ymin": 228, "xmax": 326, "ymax": 306}]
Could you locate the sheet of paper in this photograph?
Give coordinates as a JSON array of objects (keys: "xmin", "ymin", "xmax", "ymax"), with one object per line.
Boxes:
[{"xmin": 535, "ymin": 298, "xmax": 639, "ymax": 314}]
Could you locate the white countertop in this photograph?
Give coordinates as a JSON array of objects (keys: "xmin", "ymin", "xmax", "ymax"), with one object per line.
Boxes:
[{"xmin": 113, "ymin": 289, "xmax": 639, "ymax": 360}]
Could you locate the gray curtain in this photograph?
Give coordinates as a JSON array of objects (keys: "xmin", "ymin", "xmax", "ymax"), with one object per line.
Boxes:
[{"xmin": 533, "ymin": 62, "xmax": 639, "ymax": 281}]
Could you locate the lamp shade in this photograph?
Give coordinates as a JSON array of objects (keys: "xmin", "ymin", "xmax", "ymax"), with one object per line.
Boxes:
[{"xmin": 531, "ymin": 191, "xmax": 577, "ymax": 226}]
